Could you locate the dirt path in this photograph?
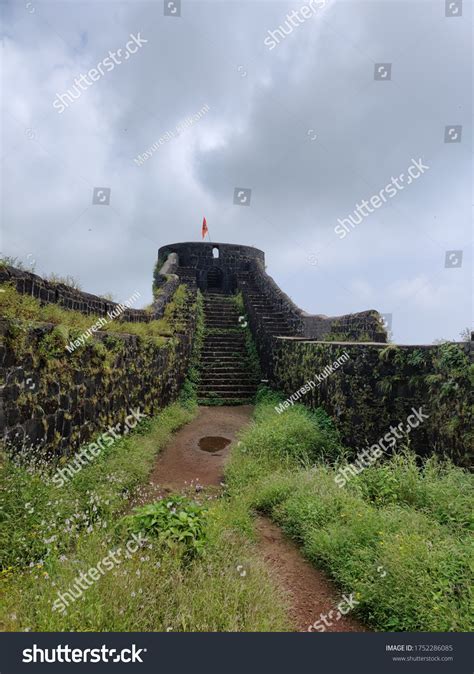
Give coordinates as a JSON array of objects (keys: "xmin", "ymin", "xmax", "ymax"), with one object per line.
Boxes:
[
  {"xmin": 136, "ymin": 405, "xmax": 253, "ymax": 503},
  {"xmin": 255, "ymin": 517, "xmax": 368, "ymax": 633},
  {"xmin": 140, "ymin": 405, "xmax": 368, "ymax": 633}
]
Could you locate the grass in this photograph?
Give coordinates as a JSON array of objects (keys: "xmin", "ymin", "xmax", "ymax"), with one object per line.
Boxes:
[
  {"xmin": 0, "ymin": 398, "xmax": 289, "ymax": 632},
  {"xmin": 224, "ymin": 388, "xmax": 474, "ymax": 632},
  {"xmin": 2, "ymin": 374, "xmax": 471, "ymax": 633},
  {"xmin": 0, "ymin": 283, "xmax": 191, "ymax": 344},
  {"xmin": 0, "ymin": 404, "xmax": 195, "ymax": 571}
]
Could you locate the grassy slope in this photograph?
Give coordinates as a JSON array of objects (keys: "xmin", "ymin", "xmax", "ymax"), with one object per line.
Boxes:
[
  {"xmin": 224, "ymin": 389, "xmax": 473, "ymax": 632},
  {"xmin": 0, "ymin": 400, "xmax": 289, "ymax": 632},
  {"xmin": 0, "ymin": 284, "xmax": 190, "ymax": 343}
]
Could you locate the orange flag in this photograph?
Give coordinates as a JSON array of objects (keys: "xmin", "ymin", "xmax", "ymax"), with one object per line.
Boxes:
[{"xmin": 202, "ymin": 217, "xmax": 209, "ymax": 240}]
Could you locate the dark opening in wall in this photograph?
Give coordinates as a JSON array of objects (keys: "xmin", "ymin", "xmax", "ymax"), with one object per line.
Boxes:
[{"xmin": 207, "ymin": 267, "xmax": 223, "ymax": 289}]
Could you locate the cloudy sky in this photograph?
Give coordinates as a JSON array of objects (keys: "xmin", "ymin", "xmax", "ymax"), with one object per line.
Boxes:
[{"xmin": 1, "ymin": 0, "xmax": 472, "ymax": 343}]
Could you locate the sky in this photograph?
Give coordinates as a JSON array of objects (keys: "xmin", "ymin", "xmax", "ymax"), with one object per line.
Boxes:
[{"xmin": 0, "ymin": 0, "xmax": 472, "ymax": 344}]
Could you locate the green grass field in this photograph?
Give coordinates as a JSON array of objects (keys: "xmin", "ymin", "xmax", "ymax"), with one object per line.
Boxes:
[{"xmin": 1, "ymin": 387, "xmax": 471, "ymax": 632}]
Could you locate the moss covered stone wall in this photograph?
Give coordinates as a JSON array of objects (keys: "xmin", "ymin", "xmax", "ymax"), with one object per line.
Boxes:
[
  {"xmin": 0, "ymin": 296, "xmax": 198, "ymax": 458},
  {"xmin": 271, "ymin": 338, "xmax": 473, "ymax": 466}
]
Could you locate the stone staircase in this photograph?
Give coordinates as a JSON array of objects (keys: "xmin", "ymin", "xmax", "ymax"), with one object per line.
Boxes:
[
  {"xmin": 197, "ymin": 292, "xmax": 260, "ymax": 405},
  {"xmin": 242, "ymin": 289, "xmax": 295, "ymax": 337}
]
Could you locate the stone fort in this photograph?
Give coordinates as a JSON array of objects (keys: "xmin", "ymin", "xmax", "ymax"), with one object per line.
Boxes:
[{"xmin": 0, "ymin": 242, "xmax": 471, "ymax": 467}]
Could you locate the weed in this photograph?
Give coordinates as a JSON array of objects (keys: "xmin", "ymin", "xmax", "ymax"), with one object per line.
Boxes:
[{"xmin": 120, "ymin": 496, "xmax": 207, "ymax": 559}]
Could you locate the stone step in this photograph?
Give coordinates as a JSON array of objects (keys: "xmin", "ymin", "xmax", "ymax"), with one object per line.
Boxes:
[
  {"xmin": 204, "ymin": 295, "xmax": 234, "ymax": 301},
  {"xmin": 203, "ymin": 340, "xmax": 245, "ymax": 347},
  {"xmin": 204, "ymin": 330, "xmax": 244, "ymax": 336},
  {"xmin": 204, "ymin": 323, "xmax": 239, "ymax": 328},
  {"xmin": 201, "ymin": 358, "xmax": 247, "ymax": 364},
  {"xmin": 204, "ymin": 334, "xmax": 245, "ymax": 340},
  {"xmin": 202, "ymin": 348, "xmax": 245, "ymax": 354},
  {"xmin": 198, "ymin": 398, "xmax": 255, "ymax": 405},
  {"xmin": 204, "ymin": 308, "xmax": 239, "ymax": 314},
  {"xmin": 200, "ymin": 373, "xmax": 253, "ymax": 379},
  {"xmin": 201, "ymin": 353, "xmax": 246, "ymax": 359},
  {"xmin": 202, "ymin": 341, "xmax": 245, "ymax": 348},
  {"xmin": 204, "ymin": 311, "xmax": 239, "ymax": 317},
  {"xmin": 200, "ymin": 352, "xmax": 246, "ymax": 359},
  {"xmin": 201, "ymin": 344, "xmax": 245, "ymax": 350},
  {"xmin": 200, "ymin": 370, "xmax": 258, "ymax": 379},
  {"xmin": 198, "ymin": 387, "xmax": 257, "ymax": 396},
  {"xmin": 259, "ymin": 323, "xmax": 292, "ymax": 330},
  {"xmin": 258, "ymin": 317, "xmax": 290, "ymax": 324},
  {"xmin": 204, "ymin": 318, "xmax": 239, "ymax": 323},
  {"xmin": 200, "ymin": 366, "xmax": 253, "ymax": 373},
  {"xmin": 200, "ymin": 384, "xmax": 257, "ymax": 391}
]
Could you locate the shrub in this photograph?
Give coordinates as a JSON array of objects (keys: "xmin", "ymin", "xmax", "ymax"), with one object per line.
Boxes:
[{"xmin": 119, "ymin": 496, "xmax": 207, "ymax": 559}]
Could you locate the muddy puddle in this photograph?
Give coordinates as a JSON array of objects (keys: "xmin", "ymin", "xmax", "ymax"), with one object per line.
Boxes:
[{"xmin": 198, "ymin": 436, "xmax": 231, "ymax": 453}]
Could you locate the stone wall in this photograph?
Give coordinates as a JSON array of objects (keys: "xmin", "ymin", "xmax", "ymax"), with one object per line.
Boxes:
[
  {"xmin": 0, "ymin": 265, "xmax": 179, "ymax": 322},
  {"xmin": 0, "ymin": 308, "xmax": 196, "ymax": 457},
  {"xmin": 270, "ymin": 338, "xmax": 473, "ymax": 467},
  {"xmin": 0, "ymin": 265, "xmax": 199, "ymax": 458}
]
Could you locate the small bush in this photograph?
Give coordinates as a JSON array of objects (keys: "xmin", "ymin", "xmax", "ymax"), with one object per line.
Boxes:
[{"xmin": 120, "ymin": 496, "xmax": 207, "ymax": 558}]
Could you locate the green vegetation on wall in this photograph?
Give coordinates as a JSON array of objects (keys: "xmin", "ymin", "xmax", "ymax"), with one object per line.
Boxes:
[
  {"xmin": 271, "ymin": 339, "xmax": 472, "ymax": 466},
  {"xmin": 0, "ymin": 284, "xmax": 197, "ymax": 457}
]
